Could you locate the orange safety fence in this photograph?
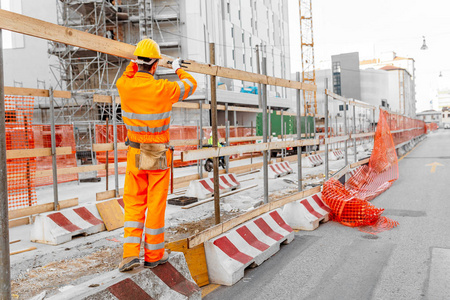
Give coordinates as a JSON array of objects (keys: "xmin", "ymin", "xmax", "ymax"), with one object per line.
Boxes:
[
  {"xmin": 94, "ymin": 125, "xmax": 257, "ymax": 171},
  {"xmin": 5, "ymin": 96, "xmax": 37, "ymax": 210},
  {"xmin": 95, "ymin": 124, "xmax": 127, "ymax": 177},
  {"xmin": 323, "ymin": 110, "xmax": 426, "ymax": 234},
  {"xmin": 426, "ymin": 123, "xmax": 438, "ymax": 132},
  {"xmin": 33, "ymin": 124, "xmax": 78, "ymax": 187}
]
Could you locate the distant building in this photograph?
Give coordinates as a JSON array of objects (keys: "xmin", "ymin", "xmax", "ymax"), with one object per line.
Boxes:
[
  {"xmin": 416, "ymin": 110, "xmax": 442, "ymax": 127},
  {"xmin": 441, "ymin": 107, "xmax": 450, "ymax": 127}
]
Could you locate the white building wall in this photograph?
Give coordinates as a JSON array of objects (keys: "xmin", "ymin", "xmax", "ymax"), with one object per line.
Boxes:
[{"xmin": 2, "ymin": 0, "xmax": 58, "ymax": 89}]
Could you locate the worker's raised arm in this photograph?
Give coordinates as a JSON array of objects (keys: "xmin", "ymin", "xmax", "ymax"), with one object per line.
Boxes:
[
  {"xmin": 121, "ymin": 61, "xmax": 138, "ymax": 79},
  {"xmin": 166, "ymin": 59, "xmax": 197, "ymax": 104}
]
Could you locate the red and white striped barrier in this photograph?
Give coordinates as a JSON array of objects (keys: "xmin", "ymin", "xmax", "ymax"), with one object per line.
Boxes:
[
  {"xmin": 47, "ymin": 252, "xmax": 201, "ymax": 300},
  {"xmin": 204, "ymin": 209, "xmax": 294, "ymax": 286},
  {"xmin": 267, "ymin": 161, "xmax": 293, "ymax": 178},
  {"xmin": 302, "ymin": 154, "xmax": 323, "ymax": 168},
  {"xmin": 30, "ymin": 203, "xmax": 105, "ymax": 245},
  {"xmin": 185, "ymin": 173, "xmax": 241, "ymax": 199},
  {"xmin": 282, "ymin": 192, "xmax": 330, "ymax": 231},
  {"xmin": 329, "ymin": 149, "xmax": 344, "ymax": 161}
]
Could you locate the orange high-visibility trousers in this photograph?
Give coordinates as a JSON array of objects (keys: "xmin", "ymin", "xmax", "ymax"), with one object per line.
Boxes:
[{"xmin": 122, "ymin": 145, "xmax": 171, "ymax": 262}]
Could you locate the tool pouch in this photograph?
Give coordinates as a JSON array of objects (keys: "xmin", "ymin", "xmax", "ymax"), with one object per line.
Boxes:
[{"xmin": 135, "ymin": 143, "xmax": 168, "ymax": 171}]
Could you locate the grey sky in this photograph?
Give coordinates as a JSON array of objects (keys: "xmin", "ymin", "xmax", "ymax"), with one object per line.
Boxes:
[{"xmin": 289, "ymin": 0, "xmax": 450, "ymax": 112}]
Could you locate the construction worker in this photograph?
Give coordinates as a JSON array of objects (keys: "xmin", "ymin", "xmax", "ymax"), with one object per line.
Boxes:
[{"xmin": 116, "ymin": 38, "xmax": 197, "ymax": 272}]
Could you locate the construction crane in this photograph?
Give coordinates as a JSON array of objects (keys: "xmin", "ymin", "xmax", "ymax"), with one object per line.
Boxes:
[{"xmin": 299, "ymin": 0, "xmax": 317, "ymax": 115}]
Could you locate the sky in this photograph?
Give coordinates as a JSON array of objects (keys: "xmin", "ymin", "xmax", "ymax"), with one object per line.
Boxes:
[{"xmin": 288, "ymin": 0, "xmax": 450, "ymax": 112}]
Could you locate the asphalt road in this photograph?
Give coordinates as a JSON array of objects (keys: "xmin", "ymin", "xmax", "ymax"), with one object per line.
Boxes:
[{"xmin": 205, "ymin": 129, "xmax": 450, "ymax": 300}]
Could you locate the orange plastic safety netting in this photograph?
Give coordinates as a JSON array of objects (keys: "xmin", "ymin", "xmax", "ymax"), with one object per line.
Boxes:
[
  {"xmin": 33, "ymin": 125, "xmax": 78, "ymax": 186},
  {"xmin": 323, "ymin": 110, "xmax": 401, "ymax": 234},
  {"xmin": 5, "ymin": 96, "xmax": 37, "ymax": 210},
  {"xmin": 95, "ymin": 124, "xmax": 127, "ymax": 177}
]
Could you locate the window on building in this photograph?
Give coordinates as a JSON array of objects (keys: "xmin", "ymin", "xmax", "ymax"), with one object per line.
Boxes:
[
  {"xmin": 242, "ymin": 33, "xmax": 244, "ymax": 43},
  {"xmin": 231, "ymin": 26, "xmax": 234, "ymax": 38},
  {"xmin": 255, "ymin": 21, "xmax": 257, "ymax": 30},
  {"xmin": 238, "ymin": 10, "xmax": 241, "ymax": 20},
  {"xmin": 232, "ymin": 49, "xmax": 235, "ymax": 60},
  {"xmin": 249, "ymin": 37, "xmax": 252, "ymax": 46},
  {"xmin": 339, "ymin": 105, "xmax": 349, "ymax": 111},
  {"xmin": 227, "ymin": 2, "xmax": 230, "ymax": 14},
  {"xmin": 243, "ymin": 54, "xmax": 245, "ymax": 64}
]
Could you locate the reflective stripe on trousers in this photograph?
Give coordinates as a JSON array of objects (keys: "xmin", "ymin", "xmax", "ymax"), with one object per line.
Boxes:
[{"xmin": 123, "ymin": 146, "xmax": 171, "ymax": 262}]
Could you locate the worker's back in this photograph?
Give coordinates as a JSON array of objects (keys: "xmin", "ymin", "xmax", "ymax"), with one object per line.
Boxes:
[{"xmin": 117, "ymin": 62, "xmax": 196, "ymax": 144}]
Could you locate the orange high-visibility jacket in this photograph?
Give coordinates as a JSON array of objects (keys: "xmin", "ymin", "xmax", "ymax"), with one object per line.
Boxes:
[{"xmin": 117, "ymin": 62, "xmax": 197, "ymax": 144}]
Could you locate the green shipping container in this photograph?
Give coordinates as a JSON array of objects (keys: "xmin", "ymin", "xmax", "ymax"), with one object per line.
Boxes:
[{"xmin": 256, "ymin": 111, "xmax": 315, "ymax": 137}]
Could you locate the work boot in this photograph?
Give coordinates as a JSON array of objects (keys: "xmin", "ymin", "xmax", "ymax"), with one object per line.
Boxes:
[
  {"xmin": 144, "ymin": 250, "xmax": 170, "ymax": 269},
  {"xmin": 118, "ymin": 256, "xmax": 140, "ymax": 272}
]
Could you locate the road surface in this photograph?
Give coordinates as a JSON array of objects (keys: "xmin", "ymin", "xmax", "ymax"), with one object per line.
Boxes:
[{"xmin": 205, "ymin": 129, "xmax": 450, "ymax": 300}]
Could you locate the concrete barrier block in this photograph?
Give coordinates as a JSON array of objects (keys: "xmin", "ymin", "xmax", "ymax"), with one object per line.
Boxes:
[
  {"xmin": 185, "ymin": 174, "xmax": 240, "ymax": 200},
  {"xmin": 266, "ymin": 161, "xmax": 294, "ymax": 178},
  {"xmin": 47, "ymin": 252, "xmax": 201, "ymax": 300},
  {"xmin": 282, "ymin": 193, "xmax": 331, "ymax": 231},
  {"xmin": 30, "ymin": 203, "xmax": 105, "ymax": 245},
  {"xmin": 204, "ymin": 209, "xmax": 294, "ymax": 286}
]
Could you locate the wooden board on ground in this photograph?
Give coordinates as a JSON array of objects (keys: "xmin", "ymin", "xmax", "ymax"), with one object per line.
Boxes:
[
  {"xmin": 8, "ymin": 198, "xmax": 78, "ymax": 220},
  {"xmin": 96, "ymin": 199, "xmax": 124, "ymax": 231},
  {"xmin": 96, "ymin": 188, "xmax": 124, "ymax": 201},
  {"xmin": 165, "ymin": 239, "xmax": 209, "ymax": 287},
  {"xmin": 10, "ymin": 247, "xmax": 37, "ymax": 256}
]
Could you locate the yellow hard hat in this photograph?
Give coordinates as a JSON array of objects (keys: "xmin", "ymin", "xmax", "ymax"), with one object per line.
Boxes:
[{"xmin": 133, "ymin": 38, "xmax": 162, "ymax": 59}]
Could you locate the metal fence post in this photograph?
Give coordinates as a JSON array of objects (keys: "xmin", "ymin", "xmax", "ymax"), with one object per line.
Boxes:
[
  {"xmin": 0, "ymin": 24, "xmax": 12, "ymax": 300},
  {"xmin": 324, "ymin": 79, "xmax": 329, "ymax": 180},
  {"xmin": 296, "ymin": 72, "xmax": 302, "ymax": 192},
  {"xmin": 199, "ymin": 101, "xmax": 203, "ymax": 179},
  {"xmin": 281, "ymin": 109, "xmax": 284, "ymax": 159},
  {"xmin": 225, "ymin": 103, "xmax": 229, "ymax": 173},
  {"xmin": 344, "ymin": 102, "xmax": 348, "ymax": 169},
  {"xmin": 112, "ymin": 95, "xmax": 119, "ymax": 196},
  {"xmin": 49, "ymin": 88, "xmax": 59, "ymax": 211},
  {"xmin": 210, "ymin": 43, "xmax": 220, "ymax": 224},
  {"xmin": 353, "ymin": 104, "xmax": 357, "ymax": 163},
  {"xmin": 262, "ymin": 56, "xmax": 269, "ymax": 204}
]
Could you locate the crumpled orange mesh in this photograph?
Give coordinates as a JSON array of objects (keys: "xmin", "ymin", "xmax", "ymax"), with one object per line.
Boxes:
[{"xmin": 323, "ymin": 110, "xmax": 402, "ymax": 233}]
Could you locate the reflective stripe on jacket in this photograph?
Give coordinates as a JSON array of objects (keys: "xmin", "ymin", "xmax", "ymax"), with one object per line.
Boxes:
[{"xmin": 117, "ymin": 62, "xmax": 197, "ymax": 144}]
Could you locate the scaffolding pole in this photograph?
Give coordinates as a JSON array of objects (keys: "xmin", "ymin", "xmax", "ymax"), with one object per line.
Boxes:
[{"xmin": 0, "ymin": 24, "xmax": 12, "ymax": 300}]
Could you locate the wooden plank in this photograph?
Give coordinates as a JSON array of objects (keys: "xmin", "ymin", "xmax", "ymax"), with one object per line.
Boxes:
[
  {"xmin": 10, "ymin": 247, "xmax": 37, "ymax": 256},
  {"xmin": 9, "ymin": 240, "xmax": 21, "ymax": 244},
  {"xmin": 53, "ymin": 90, "xmax": 71, "ymax": 99},
  {"xmin": 36, "ymin": 161, "xmax": 127, "ymax": 178},
  {"xmin": 325, "ymin": 135, "xmax": 350, "ymax": 144},
  {"xmin": 351, "ymin": 132, "xmax": 375, "ymax": 139},
  {"xmin": 92, "ymin": 142, "xmax": 127, "ymax": 152},
  {"xmin": 188, "ymin": 186, "xmax": 322, "ymax": 248},
  {"xmin": 93, "ymin": 94, "xmax": 113, "ymax": 103},
  {"xmin": 0, "ymin": 10, "xmax": 316, "ymax": 92},
  {"xmin": 331, "ymin": 165, "xmax": 350, "ymax": 181},
  {"xmin": 325, "ymin": 89, "xmax": 348, "ymax": 102},
  {"xmin": 96, "ymin": 188, "xmax": 124, "ymax": 201},
  {"xmin": 6, "ymin": 146, "xmax": 72, "ymax": 159},
  {"xmin": 349, "ymin": 100, "xmax": 376, "ymax": 109},
  {"xmin": 96, "ymin": 199, "xmax": 124, "ymax": 231},
  {"xmin": 350, "ymin": 158, "xmax": 370, "ymax": 168},
  {"xmin": 4, "ymin": 86, "xmax": 48, "ymax": 97},
  {"xmin": 165, "ymin": 239, "xmax": 209, "ymax": 287},
  {"xmin": 269, "ymin": 186, "xmax": 321, "ymax": 211},
  {"xmin": 9, "ymin": 217, "xmax": 29, "ymax": 228},
  {"xmin": 8, "ymin": 198, "xmax": 78, "ymax": 220},
  {"xmin": 181, "ymin": 139, "xmax": 320, "ymax": 161}
]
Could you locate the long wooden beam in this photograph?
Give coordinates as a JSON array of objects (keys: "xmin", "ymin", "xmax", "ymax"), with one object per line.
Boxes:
[
  {"xmin": 8, "ymin": 198, "xmax": 78, "ymax": 220},
  {"xmin": 325, "ymin": 89, "xmax": 376, "ymax": 110},
  {"xmin": 4, "ymin": 87, "xmax": 71, "ymax": 98},
  {"xmin": 181, "ymin": 139, "xmax": 320, "ymax": 161},
  {"xmin": 6, "ymin": 147, "xmax": 72, "ymax": 159},
  {"xmin": 187, "ymin": 186, "xmax": 321, "ymax": 248},
  {"xmin": 0, "ymin": 9, "xmax": 316, "ymax": 92}
]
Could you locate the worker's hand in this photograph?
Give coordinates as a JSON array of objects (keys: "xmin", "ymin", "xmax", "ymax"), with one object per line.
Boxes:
[{"xmin": 172, "ymin": 58, "xmax": 182, "ymax": 71}]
